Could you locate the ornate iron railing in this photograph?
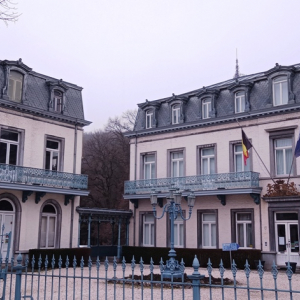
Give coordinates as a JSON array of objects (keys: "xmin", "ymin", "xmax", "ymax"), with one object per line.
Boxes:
[
  {"xmin": 0, "ymin": 163, "xmax": 88, "ymax": 189},
  {"xmin": 124, "ymin": 171, "xmax": 260, "ymax": 195}
]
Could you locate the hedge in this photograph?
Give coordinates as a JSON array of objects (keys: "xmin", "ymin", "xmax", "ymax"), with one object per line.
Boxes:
[
  {"xmin": 122, "ymin": 246, "xmax": 261, "ymax": 269},
  {"xmin": 28, "ymin": 247, "xmax": 91, "ymax": 269}
]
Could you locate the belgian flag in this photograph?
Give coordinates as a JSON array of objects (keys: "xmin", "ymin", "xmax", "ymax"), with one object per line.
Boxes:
[{"xmin": 242, "ymin": 130, "xmax": 252, "ymax": 166}]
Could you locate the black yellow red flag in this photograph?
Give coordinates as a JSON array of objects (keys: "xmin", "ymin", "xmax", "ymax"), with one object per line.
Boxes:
[{"xmin": 242, "ymin": 130, "xmax": 252, "ymax": 166}]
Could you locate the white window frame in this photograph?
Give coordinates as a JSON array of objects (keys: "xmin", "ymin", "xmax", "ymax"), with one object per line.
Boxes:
[
  {"xmin": 174, "ymin": 216, "xmax": 184, "ymax": 248},
  {"xmin": 170, "ymin": 151, "xmax": 184, "ymax": 177},
  {"xmin": 0, "ymin": 129, "xmax": 20, "ymax": 165},
  {"xmin": 143, "ymin": 154, "xmax": 156, "ymax": 180},
  {"xmin": 45, "ymin": 138, "xmax": 61, "ymax": 171},
  {"xmin": 273, "ymin": 76, "xmax": 288, "ymax": 106},
  {"xmin": 202, "ymin": 98, "xmax": 211, "ymax": 119},
  {"xmin": 274, "ymin": 137, "xmax": 292, "ymax": 176},
  {"xmin": 53, "ymin": 90, "xmax": 63, "ymax": 113},
  {"xmin": 143, "ymin": 214, "xmax": 155, "ymax": 247},
  {"xmin": 172, "ymin": 105, "xmax": 180, "ymax": 124},
  {"xmin": 40, "ymin": 205, "xmax": 57, "ymax": 248},
  {"xmin": 201, "ymin": 147, "xmax": 215, "ymax": 175},
  {"xmin": 8, "ymin": 71, "xmax": 23, "ymax": 103},
  {"xmin": 235, "ymin": 212, "xmax": 253, "ymax": 249},
  {"xmin": 234, "ymin": 144, "xmax": 250, "ymax": 172},
  {"xmin": 235, "ymin": 91, "xmax": 246, "ymax": 113},
  {"xmin": 145, "ymin": 110, "xmax": 153, "ymax": 129},
  {"xmin": 202, "ymin": 213, "xmax": 217, "ymax": 248}
]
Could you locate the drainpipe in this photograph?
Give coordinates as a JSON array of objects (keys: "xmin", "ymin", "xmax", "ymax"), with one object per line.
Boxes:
[
  {"xmin": 70, "ymin": 121, "xmax": 78, "ymax": 248},
  {"xmin": 133, "ymin": 132, "xmax": 137, "ymax": 246}
]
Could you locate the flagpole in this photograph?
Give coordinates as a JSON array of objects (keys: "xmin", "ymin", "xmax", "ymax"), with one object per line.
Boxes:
[
  {"xmin": 235, "ymin": 118, "xmax": 276, "ymax": 184},
  {"xmin": 286, "ymin": 155, "xmax": 295, "ymax": 185}
]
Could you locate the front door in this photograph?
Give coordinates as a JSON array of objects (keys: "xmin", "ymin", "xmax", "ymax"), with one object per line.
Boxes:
[
  {"xmin": 0, "ymin": 199, "xmax": 15, "ymax": 259},
  {"xmin": 275, "ymin": 212, "xmax": 299, "ymax": 266}
]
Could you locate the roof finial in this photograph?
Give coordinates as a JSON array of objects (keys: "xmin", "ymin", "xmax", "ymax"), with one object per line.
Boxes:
[{"xmin": 234, "ymin": 48, "xmax": 240, "ymax": 79}]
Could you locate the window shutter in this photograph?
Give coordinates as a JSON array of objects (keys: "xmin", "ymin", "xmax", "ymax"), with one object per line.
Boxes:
[
  {"xmin": 15, "ymin": 80, "xmax": 22, "ymax": 102},
  {"xmin": 8, "ymin": 79, "xmax": 14, "ymax": 99}
]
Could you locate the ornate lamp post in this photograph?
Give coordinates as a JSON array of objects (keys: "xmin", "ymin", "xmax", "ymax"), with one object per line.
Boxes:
[{"xmin": 150, "ymin": 188, "xmax": 195, "ymax": 278}]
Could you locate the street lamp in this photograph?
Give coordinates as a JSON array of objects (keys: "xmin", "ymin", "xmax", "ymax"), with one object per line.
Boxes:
[{"xmin": 150, "ymin": 188, "xmax": 195, "ymax": 278}]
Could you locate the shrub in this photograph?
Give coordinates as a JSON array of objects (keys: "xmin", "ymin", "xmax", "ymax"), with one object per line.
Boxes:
[{"xmin": 122, "ymin": 246, "xmax": 261, "ymax": 269}]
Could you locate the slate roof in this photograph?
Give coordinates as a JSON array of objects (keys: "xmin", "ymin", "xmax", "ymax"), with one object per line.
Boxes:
[
  {"xmin": 0, "ymin": 59, "xmax": 91, "ymax": 127},
  {"xmin": 129, "ymin": 62, "xmax": 300, "ymax": 137}
]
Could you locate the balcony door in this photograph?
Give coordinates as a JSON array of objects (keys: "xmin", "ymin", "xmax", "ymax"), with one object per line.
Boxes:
[
  {"xmin": 0, "ymin": 199, "xmax": 15, "ymax": 259},
  {"xmin": 275, "ymin": 212, "xmax": 299, "ymax": 266}
]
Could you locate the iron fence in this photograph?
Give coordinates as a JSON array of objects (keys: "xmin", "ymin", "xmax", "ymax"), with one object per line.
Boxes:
[{"xmin": 0, "ymin": 254, "xmax": 299, "ymax": 300}]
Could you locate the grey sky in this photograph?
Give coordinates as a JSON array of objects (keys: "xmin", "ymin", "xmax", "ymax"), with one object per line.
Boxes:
[{"xmin": 2, "ymin": 0, "xmax": 299, "ymax": 131}]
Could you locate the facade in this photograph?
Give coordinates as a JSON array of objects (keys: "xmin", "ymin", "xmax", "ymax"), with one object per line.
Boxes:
[
  {"xmin": 0, "ymin": 59, "xmax": 90, "ymax": 258},
  {"xmin": 124, "ymin": 62, "xmax": 300, "ymax": 268}
]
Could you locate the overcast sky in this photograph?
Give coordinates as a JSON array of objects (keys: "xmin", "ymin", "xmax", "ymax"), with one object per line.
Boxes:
[{"xmin": 2, "ymin": 0, "xmax": 300, "ymax": 131}]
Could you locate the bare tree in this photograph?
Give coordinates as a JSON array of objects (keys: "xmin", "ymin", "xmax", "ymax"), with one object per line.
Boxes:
[
  {"xmin": 0, "ymin": 0, "xmax": 20, "ymax": 25},
  {"xmin": 81, "ymin": 110, "xmax": 137, "ymax": 209}
]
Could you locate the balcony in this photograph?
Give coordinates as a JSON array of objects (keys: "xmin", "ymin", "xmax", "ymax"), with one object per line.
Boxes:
[
  {"xmin": 0, "ymin": 163, "xmax": 88, "ymax": 190},
  {"xmin": 124, "ymin": 171, "xmax": 260, "ymax": 196}
]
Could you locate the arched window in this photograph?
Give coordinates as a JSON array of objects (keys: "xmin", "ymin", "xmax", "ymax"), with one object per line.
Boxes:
[
  {"xmin": 273, "ymin": 76, "xmax": 288, "ymax": 106},
  {"xmin": 235, "ymin": 91, "xmax": 246, "ymax": 113},
  {"xmin": 172, "ymin": 104, "xmax": 180, "ymax": 124},
  {"xmin": 40, "ymin": 204, "xmax": 57, "ymax": 248},
  {"xmin": 53, "ymin": 90, "xmax": 63, "ymax": 112},
  {"xmin": 8, "ymin": 71, "xmax": 23, "ymax": 102}
]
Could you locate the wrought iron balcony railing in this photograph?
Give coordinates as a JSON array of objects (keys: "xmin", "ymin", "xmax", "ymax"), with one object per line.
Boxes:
[
  {"xmin": 124, "ymin": 171, "xmax": 260, "ymax": 195},
  {"xmin": 0, "ymin": 163, "xmax": 88, "ymax": 190}
]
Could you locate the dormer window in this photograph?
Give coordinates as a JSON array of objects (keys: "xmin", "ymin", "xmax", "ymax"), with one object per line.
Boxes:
[
  {"xmin": 273, "ymin": 76, "xmax": 288, "ymax": 106},
  {"xmin": 202, "ymin": 98, "xmax": 211, "ymax": 119},
  {"xmin": 235, "ymin": 91, "xmax": 246, "ymax": 113},
  {"xmin": 8, "ymin": 71, "xmax": 23, "ymax": 103},
  {"xmin": 172, "ymin": 104, "xmax": 180, "ymax": 124},
  {"xmin": 145, "ymin": 110, "xmax": 153, "ymax": 129},
  {"xmin": 53, "ymin": 90, "xmax": 63, "ymax": 113}
]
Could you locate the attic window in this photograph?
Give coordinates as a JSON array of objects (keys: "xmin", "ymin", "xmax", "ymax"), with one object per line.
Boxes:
[
  {"xmin": 53, "ymin": 90, "xmax": 63, "ymax": 113},
  {"xmin": 8, "ymin": 71, "xmax": 23, "ymax": 103},
  {"xmin": 273, "ymin": 76, "xmax": 288, "ymax": 106}
]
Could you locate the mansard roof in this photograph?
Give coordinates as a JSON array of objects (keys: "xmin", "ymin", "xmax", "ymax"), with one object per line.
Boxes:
[
  {"xmin": 0, "ymin": 59, "xmax": 91, "ymax": 127},
  {"xmin": 128, "ymin": 62, "xmax": 300, "ymax": 137}
]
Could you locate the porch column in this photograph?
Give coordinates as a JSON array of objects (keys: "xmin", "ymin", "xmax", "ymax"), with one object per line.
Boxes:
[
  {"xmin": 111, "ymin": 220, "xmax": 115, "ymax": 246},
  {"xmin": 88, "ymin": 215, "xmax": 92, "ymax": 248},
  {"xmin": 77, "ymin": 215, "xmax": 82, "ymax": 247},
  {"xmin": 126, "ymin": 219, "xmax": 130, "ymax": 246},
  {"xmin": 117, "ymin": 219, "xmax": 122, "ymax": 260}
]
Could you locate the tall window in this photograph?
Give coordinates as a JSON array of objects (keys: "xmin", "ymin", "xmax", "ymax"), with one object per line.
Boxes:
[
  {"xmin": 236, "ymin": 212, "xmax": 253, "ymax": 248},
  {"xmin": 45, "ymin": 139, "xmax": 60, "ymax": 171},
  {"xmin": 273, "ymin": 76, "xmax": 288, "ymax": 106},
  {"xmin": 274, "ymin": 138, "xmax": 292, "ymax": 176},
  {"xmin": 234, "ymin": 144, "xmax": 250, "ymax": 172},
  {"xmin": 201, "ymin": 148, "xmax": 215, "ymax": 175},
  {"xmin": 235, "ymin": 91, "xmax": 245, "ymax": 113},
  {"xmin": 143, "ymin": 214, "xmax": 155, "ymax": 246},
  {"xmin": 0, "ymin": 129, "xmax": 19, "ymax": 165},
  {"xmin": 145, "ymin": 110, "xmax": 153, "ymax": 129},
  {"xmin": 8, "ymin": 71, "xmax": 23, "ymax": 103},
  {"xmin": 172, "ymin": 105, "xmax": 180, "ymax": 124},
  {"xmin": 171, "ymin": 151, "xmax": 184, "ymax": 177},
  {"xmin": 174, "ymin": 215, "xmax": 184, "ymax": 248},
  {"xmin": 53, "ymin": 90, "xmax": 63, "ymax": 113},
  {"xmin": 143, "ymin": 154, "xmax": 155, "ymax": 179},
  {"xmin": 40, "ymin": 204, "xmax": 57, "ymax": 248},
  {"xmin": 202, "ymin": 98, "xmax": 211, "ymax": 119},
  {"xmin": 202, "ymin": 213, "xmax": 217, "ymax": 248}
]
